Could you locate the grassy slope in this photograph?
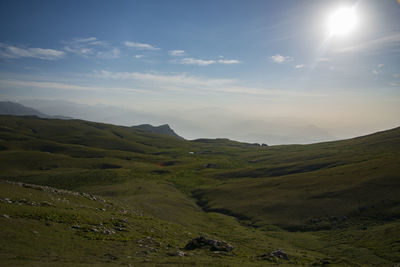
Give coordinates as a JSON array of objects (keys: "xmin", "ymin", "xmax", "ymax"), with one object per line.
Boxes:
[
  {"xmin": 0, "ymin": 115, "xmax": 399, "ymax": 266},
  {"xmin": 193, "ymin": 127, "xmax": 400, "ymax": 228},
  {"xmin": 1, "ymin": 180, "xmax": 326, "ymax": 266}
]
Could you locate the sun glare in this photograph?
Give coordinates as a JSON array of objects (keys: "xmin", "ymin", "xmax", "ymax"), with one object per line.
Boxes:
[{"xmin": 327, "ymin": 7, "xmax": 358, "ymax": 37}]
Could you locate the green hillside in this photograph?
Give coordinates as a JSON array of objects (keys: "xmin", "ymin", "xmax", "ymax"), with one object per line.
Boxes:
[
  {"xmin": 0, "ymin": 115, "xmax": 399, "ymax": 266},
  {"xmin": 195, "ymin": 127, "xmax": 400, "ymax": 229}
]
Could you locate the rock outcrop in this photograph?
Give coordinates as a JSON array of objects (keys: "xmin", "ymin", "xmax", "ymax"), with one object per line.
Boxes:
[{"xmin": 184, "ymin": 235, "xmax": 233, "ymax": 252}]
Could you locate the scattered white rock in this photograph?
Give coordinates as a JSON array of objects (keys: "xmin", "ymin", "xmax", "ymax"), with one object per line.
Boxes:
[{"xmin": 167, "ymin": 250, "xmax": 186, "ymax": 257}]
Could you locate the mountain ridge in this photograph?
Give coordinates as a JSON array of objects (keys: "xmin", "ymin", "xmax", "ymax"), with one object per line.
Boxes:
[
  {"xmin": 132, "ymin": 123, "xmax": 184, "ymax": 139},
  {"xmin": 0, "ymin": 101, "xmax": 184, "ymax": 139},
  {"xmin": 0, "ymin": 101, "xmax": 71, "ymax": 120},
  {"xmin": 0, "ymin": 101, "xmax": 48, "ymax": 117}
]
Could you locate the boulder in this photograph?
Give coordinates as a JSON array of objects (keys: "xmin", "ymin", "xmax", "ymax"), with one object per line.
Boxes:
[
  {"xmin": 270, "ymin": 249, "xmax": 289, "ymax": 260},
  {"xmin": 204, "ymin": 163, "xmax": 217, "ymax": 168},
  {"xmin": 185, "ymin": 235, "xmax": 233, "ymax": 252}
]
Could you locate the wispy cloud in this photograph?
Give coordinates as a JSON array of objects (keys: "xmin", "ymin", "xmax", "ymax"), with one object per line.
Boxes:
[
  {"xmin": 0, "ymin": 70, "xmax": 325, "ymax": 99},
  {"xmin": 270, "ymin": 54, "xmax": 294, "ymax": 63},
  {"xmin": 169, "ymin": 49, "xmax": 185, "ymax": 56},
  {"xmin": 96, "ymin": 48, "xmax": 120, "ymax": 59},
  {"xmin": 177, "ymin": 58, "xmax": 215, "ymax": 66},
  {"xmin": 0, "ymin": 43, "xmax": 65, "ymax": 60},
  {"xmin": 95, "ymin": 70, "xmax": 242, "ymax": 92},
  {"xmin": 334, "ymin": 32, "xmax": 400, "ymax": 53},
  {"xmin": 67, "ymin": 37, "xmax": 108, "ymax": 46},
  {"xmin": 93, "ymin": 70, "xmax": 322, "ymax": 97},
  {"xmin": 94, "ymin": 70, "xmax": 236, "ymax": 88},
  {"xmin": 173, "ymin": 57, "xmax": 240, "ymax": 66},
  {"xmin": 316, "ymin": 57, "xmax": 331, "ymax": 62},
  {"xmin": 372, "ymin": 64, "xmax": 384, "ymax": 75},
  {"xmin": 217, "ymin": 59, "xmax": 240, "ymax": 64},
  {"xmin": 64, "ymin": 46, "xmax": 94, "ymax": 56},
  {"xmin": 124, "ymin": 41, "xmax": 160, "ymax": 50},
  {"xmin": 63, "ymin": 37, "xmax": 118, "ymax": 58},
  {"xmin": 0, "ymin": 79, "xmax": 147, "ymax": 93},
  {"xmin": 295, "ymin": 64, "xmax": 305, "ymax": 69},
  {"xmin": 134, "ymin": 54, "xmax": 143, "ymax": 59}
]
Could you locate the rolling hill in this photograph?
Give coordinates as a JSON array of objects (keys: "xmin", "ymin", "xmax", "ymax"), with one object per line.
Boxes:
[
  {"xmin": 1, "ymin": 101, "xmax": 184, "ymax": 140},
  {"xmin": 0, "ymin": 115, "xmax": 399, "ymax": 266}
]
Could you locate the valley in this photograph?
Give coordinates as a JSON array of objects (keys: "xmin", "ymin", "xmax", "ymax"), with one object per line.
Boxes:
[{"xmin": 1, "ymin": 115, "xmax": 399, "ymax": 266}]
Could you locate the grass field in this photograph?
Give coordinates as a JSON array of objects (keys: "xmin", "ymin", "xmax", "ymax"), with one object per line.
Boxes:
[{"xmin": 1, "ymin": 115, "xmax": 399, "ymax": 266}]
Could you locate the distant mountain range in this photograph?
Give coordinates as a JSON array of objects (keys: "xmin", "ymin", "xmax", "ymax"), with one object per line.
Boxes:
[
  {"xmin": 17, "ymin": 99, "xmax": 339, "ymax": 145},
  {"xmin": 0, "ymin": 101, "xmax": 70, "ymax": 120},
  {"xmin": 0, "ymin": 101, "xmax": 48, "ymax": 118}
]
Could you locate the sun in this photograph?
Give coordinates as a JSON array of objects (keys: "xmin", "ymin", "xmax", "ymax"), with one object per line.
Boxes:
[{"xmin": 327, "ymin": 7, "xmax": 358, "ymax": 37}]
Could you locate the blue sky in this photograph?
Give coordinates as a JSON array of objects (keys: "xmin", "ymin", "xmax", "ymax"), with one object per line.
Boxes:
[{"xmin": 0, "ymin": 0, "xmax": 399, "ymax": 142}]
